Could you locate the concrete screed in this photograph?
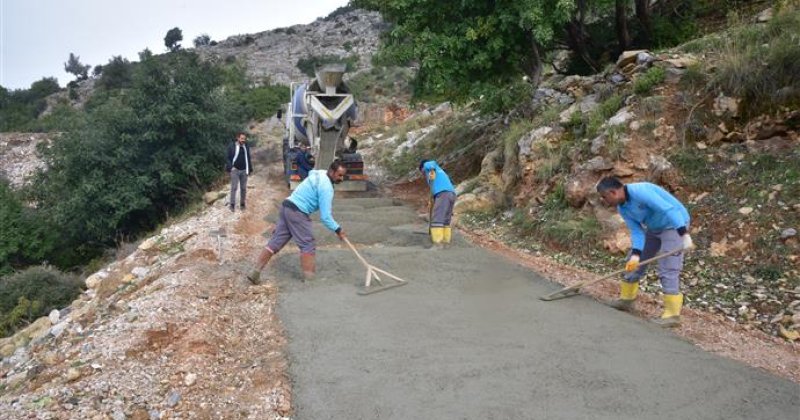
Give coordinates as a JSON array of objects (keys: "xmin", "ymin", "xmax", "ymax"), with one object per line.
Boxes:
[{"xmin": 263, "ymin": 197, "xmax": 800, "ymax": 420}]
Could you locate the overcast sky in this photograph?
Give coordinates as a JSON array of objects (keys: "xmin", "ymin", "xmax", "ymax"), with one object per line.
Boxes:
[{"xmin": 0, "ymin": 0, "xmax": 348, "ymax": 90}]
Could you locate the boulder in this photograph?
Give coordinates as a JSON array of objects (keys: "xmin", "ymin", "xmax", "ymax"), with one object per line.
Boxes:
[
  {"xmin": 713, "ymin": 95, "xmax": 741, "ymax": 118},
  {"xmin": 518, "ymin": 127, "xmax": 554, "ymax": 157},
  {"xmin": 565, "ymin": 171, "xmax": 602, "ymax": 208},
  {"xmin": 617, "ymin": 50, "xmax": 651, "ymax": 68}
]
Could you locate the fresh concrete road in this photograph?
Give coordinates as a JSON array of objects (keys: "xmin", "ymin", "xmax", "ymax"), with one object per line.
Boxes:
[{"xmin": 265, "ymin": 198, "xmax": 799, "ymax": 420}]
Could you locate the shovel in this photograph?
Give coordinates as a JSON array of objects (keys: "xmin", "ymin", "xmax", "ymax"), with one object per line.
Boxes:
[
  {"xmin": 343, "ymin": 237, "xmax": 409, "ymax": 295},
  {"xmin": 539, "ymin": 247, "xmax": 687, "ymax": 301}
]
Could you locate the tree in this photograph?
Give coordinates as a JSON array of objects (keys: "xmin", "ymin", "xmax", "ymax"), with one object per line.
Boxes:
[
  {"xmin": 164, "ymin": 27, "xmax": 183, "ymax": 52},
  {"xmin": 64, "ymin": 53, "xmax": 90, "ymax": 81},
  {"xmin": 193, "ymin": 34, "xmax": 212, "ymax": 47},
  {"xmin": 352, "ymin": 0, "xmax": 575, "ymax": 101},
  {"xmin": 98, "ymin": 56, "xmax": 133, "ymax": 90},
  {"xmin": 92, "ymin": 65, "xmax": 104, "ymax": 77}
]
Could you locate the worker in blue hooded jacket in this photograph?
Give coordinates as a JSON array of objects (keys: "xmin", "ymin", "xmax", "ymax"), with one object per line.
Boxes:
[
  {"xmin": 597, "ymin": 176, "xmax": 694, "ymax": 327},
  {"xmin": 419, "ymin": 159, "xmax": 457, "ymax": 248}
]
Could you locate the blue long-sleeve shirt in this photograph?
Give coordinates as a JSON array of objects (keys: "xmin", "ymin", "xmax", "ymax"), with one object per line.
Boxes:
[
  {"xmin": 618, "ymin": 182, "xmax": 690, "ymax": 252},
  {"xmin": 422, "ymin": 161, "xmax": 455, "ymax": 196},
  {"xmin": 287, "ymin": 170, "xmax": 340, "ymax": 232}
]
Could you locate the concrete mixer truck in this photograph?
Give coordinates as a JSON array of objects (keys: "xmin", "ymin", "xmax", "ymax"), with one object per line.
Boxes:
[{"xmin": 282, "ymin": 64, "xmax": 366, "ymax": 191}]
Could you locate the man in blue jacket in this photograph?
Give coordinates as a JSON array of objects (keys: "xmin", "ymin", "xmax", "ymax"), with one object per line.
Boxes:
[
  {"xmin": 596, "ymin": 177, "xmax": 694, "ymax": 327},
  {"xmin": 247, "ymin": 160, "xmax": 347, "ymax": 284},
  {"xmin": 419, "ymin": 159, "xmax": 457, "ymax": 248},
  {"xmin": 225, "ymin": 132, "xmax": 253, "ymax": 211}
]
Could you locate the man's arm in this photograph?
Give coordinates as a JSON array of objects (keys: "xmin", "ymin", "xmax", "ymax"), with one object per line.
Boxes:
[
  {"xmin": 621, "ymin": 211, "xmax": 646, "ymax": 255},
  {"xmin": 318, "ymin": 184, "xmax": 341, "ymax": 233}
]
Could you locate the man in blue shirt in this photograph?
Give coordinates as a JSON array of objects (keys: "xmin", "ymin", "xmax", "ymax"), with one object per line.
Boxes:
[
  {"xmin": 597, "ymin": 176, "xmax": 694, "ymax": 327},
  {"xmin": 247, "ymin": 160, "xmax": 347, "ymax": 284},
  {"xmin": 419, "ymin": 159, "xmax": 457, "ymax": 249}
]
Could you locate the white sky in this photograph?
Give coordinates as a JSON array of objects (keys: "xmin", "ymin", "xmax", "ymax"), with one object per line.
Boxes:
[{"xmin": 0, "ymin": 0, "xmax": 348, "ymax": 90}]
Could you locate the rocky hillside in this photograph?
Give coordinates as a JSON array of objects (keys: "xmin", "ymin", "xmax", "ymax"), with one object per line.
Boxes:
[
  {"xmin": 356, "ymin": 6, "xmax": 799, "ymax": 340},
  {"xmin": 196, "ymin": 9, "xmax": 383, "ymax": 85}
]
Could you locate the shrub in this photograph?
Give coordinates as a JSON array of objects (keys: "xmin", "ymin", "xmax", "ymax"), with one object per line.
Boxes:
[
  {"xmin": 709, "ymin": 5, "xmax": 800, "ymax": 115},
  {"xmin": 0, "ymin": 266, "xmax": 82, "ymax": 337},
  {"xmin": 634, "ymin": 67, "xmax": 666, "ymax": 95}
]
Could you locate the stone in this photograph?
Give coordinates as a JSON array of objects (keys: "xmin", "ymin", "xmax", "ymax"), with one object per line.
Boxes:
[
  {"xmin": 738, "ymin": 207, "xmax": 754, "ymax": 215},
  {"xmin": 166, "ymin": 390, "xmax": 181, "ymax": 407},
  {"xmin": 138, "ymin": 236, "xmax": 160, "ymax": 251},
  {"xmin": 184, "ymin": 373, "xmax": 197, "ymax": 386},
  {"xmin": 48, "ymin": 309, "xmax": 61, "ymax": 325},
  {"xmin": 607, "ymin": 107, "xmax": 634, "ymax": 127},
  {"xmin": 565, "ymin": 171, "xmax": 601, "ymax": 208},
  {"xmin": 757, "ymin": 8, "xmax": 773, "ymax": 23},
  {"xmin": 581, "ymin": 156, "xmax": 614, "ymax": 172},
  {"xmin": 517, "ymin": 126, "xmax": 553, "ymax": 157},
  {"xmin": 610, "ymin": 74, "xmax": 626, "ymax": 85},
  {"xmin": 713, "ymin": 95, "xmax": 741, "ymax": 118},
  {"xmin": 781, "ymin": 228, "xmax": 797, "ymax": 240},
  {"xmin": 50, "ymin": 322, "xmax": 69, "ymax": 338},
  {"xmin": 432, "ymin": 102, "xmax": 452, "ymax": 115},
  {"xmin": 617, "ymin": 50, "xmax": 650, "ymax": 68},
  {"xmin": 636, "ymin": 52, "xmax": 655, "ymax": 65},
  {"xmin": 203, "ymin": 191, "xmax": 223, "ymax": 205},
  {"xmin": 66, "ymin": 367, "xmax": 82, "ymax": 382},
  {"xmin": 84, "ymin": 271, "xmax": 108, "ymax": 289},
  {"xmin": 131, "ymin": 266, "xmax": 149, "ymax": 279},
  {"xmin": 590, "ymin": 134, "xmax": 606, "ymax": 155},
  {"xmin": 662, "ymin": 57, "xmax": 697, "ymax": 69}
]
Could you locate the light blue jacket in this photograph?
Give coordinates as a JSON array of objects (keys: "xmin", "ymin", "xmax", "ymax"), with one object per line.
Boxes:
[
  {"xmin": 422, "ymin": 161, "xmax": 455, "ymax": 196},
  {"xmin": 618, "ymin": 183, "xmax": 690, "ymax": 252},
  {"xmin": 287, "ymin": 170, "xmax": 340, "ymax": 232}
]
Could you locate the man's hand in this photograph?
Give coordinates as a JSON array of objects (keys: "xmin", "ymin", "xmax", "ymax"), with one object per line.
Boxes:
[
  {"xmin": 625, "ymin": 255, "xmax": 640, "ymax": 272},
  {"xmin": 337, "ymin": 230, "xmax": 347, "ymax": 241},
  {"xmin": 682, "ymin": 234, "xmax": 695, "ymax": 250}
]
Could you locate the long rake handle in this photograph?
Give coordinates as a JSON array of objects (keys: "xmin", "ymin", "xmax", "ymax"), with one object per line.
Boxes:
[
  {"xmin": 559, "ymin": 247, "xmax": 687, "ymax": 292},
  {"xmin": 343, "ymin": 237, "xmax": 371, "ymax": 269}
]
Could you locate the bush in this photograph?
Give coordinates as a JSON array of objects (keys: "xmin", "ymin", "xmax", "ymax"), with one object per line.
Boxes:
[
  {"xmin": 31, "ymin": 51, "xmax": 246, "ymax": 263},
  {"xmin": 710, "ymin": 5, "xmax": 800, "ymax": 115},
  {"xmin": 0, "ymin": 181, "xmax": 55, "ymax": 273},
  {"xmin": 0, "ymin": 78, "xmax": 62, "ymax": 132},
  {"xmin": 0, "ymin": 266, "xmax": 82, "ymax": 337},
  {"xmin": 634, "ymin": 67, "xmax": 666, "ymax": 95}
]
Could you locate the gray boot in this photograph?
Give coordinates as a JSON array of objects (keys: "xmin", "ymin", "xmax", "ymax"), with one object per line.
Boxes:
[
  {"xmin": 608, "ymin": 298, "xmax": 635, "ymax": 312},
  {"xmin": 651, "ymin": 316, "xmax": 681, "ymax": 328},
  {"xmin": 246, "ymin": 270, "xmax": 261, "ymax": 285}
]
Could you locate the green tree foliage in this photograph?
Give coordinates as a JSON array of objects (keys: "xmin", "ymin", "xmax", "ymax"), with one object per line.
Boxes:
[
  {"xmin": 30, "ymin": 51, "xmax": 245, "ymax": 262},
  {"xmin": 164, "ymin": 27, "xmax": 184, "ymax": 52},
  {"xmin": 0, "ymin": 181, "xmax": 56, "ymax": 274},
  {"xmin": 193, "ymin": 34, "xmax": 212, "ymax": 47},
  {"xmin": 0, "ymin": 266, "xmax": 82, "ymax": 337},
  {"xmin": 0, "ymin": 78, "xmax": 61, "ymax": 132},
  {"xmin": 98, "ymin": 56, "xmax": 133, "ymax": 90},
  {"xmin": 64, "ymin": 52, "xmax": 90, "ymax": 81},
  {"xmin": 352, "ymin": 0, "xmax": 575, "ymax": 101}
]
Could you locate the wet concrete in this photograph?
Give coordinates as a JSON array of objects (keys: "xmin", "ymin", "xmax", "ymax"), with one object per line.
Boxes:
[{"xmin": 267, "ymin": 197, "xmax": 800, "ymax": 419}]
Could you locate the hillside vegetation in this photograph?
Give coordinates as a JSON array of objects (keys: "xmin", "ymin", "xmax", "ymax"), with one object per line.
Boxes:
[{"xmin": 358, "ymin": 2, "xmax": 799, "ymax": 339}]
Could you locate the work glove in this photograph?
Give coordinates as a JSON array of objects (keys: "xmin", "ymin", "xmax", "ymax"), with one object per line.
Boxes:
[
  {"xmin": 625, "ymin": 254, "xmax": 640, "ymax": 272},
  {"xmin": 682, "ymin": 234, "xmax": 695, "ymax": 250}
]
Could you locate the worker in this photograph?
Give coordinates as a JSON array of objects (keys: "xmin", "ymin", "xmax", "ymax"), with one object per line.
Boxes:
[
  {"xmin": 247, "ymin": 160, "xmax": 347, "ymax": 284},
  {"xmin": 419, "ymin": 159, "xmax": 457, "ymax": 249},
  {"xmin": 295, "ymin": 143, "xmax": 315, "ymax": 180},
  {"xmin": 596, "ymin": 176, "xmax": 694, "ymax": 327}
]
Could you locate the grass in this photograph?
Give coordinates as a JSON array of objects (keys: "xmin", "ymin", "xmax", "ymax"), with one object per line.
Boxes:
[
  {"xmin": 681, "ymin": 4, "xmax": 800, "ymax": 116},
  {"xmin": 634, "ymin": 67, "xmax": 666, "ymax": 95}
]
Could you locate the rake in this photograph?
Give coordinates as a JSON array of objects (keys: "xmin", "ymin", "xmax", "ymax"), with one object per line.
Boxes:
[
  {"xmin": 539, "ymin": 247, "xmax": 687, "ymax": 301},
  {"xmin": 343, "ymin": 237, "xmax": 409, "ymax": 295}
]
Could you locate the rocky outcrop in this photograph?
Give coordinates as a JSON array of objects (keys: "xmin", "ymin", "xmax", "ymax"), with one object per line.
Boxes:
[
  {"xmin": 0, "ymin": 133, "xmax": 54, "ymax": 189},
  {"xmin": 197, "ymin": 9, "xmax": 383, "ymax": 85}
]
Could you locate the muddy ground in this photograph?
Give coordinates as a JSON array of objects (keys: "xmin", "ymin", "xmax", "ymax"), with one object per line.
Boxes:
[{"xmin": 265, "ymin": 196, "xmax": 800, "ymax": 419}]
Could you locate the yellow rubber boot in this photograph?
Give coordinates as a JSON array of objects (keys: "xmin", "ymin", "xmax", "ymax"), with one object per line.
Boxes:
[
  {"xmin": 652, "ymin": 293, "xmax": 683, "ymax": 328},
  {"xmin": 443, "ymin": 227, "xmax": 452, "ymax": 245},
  {"xmin": 609, "ymin": 281, "xmax": 639, "ymax": 311},
  {"xmin": 430, "ymin": 227, "xmax": 445, "ymax": 249}
]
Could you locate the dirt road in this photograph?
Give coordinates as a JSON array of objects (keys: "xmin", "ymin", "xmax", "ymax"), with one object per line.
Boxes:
[{"xmin": 263, "ymin": 196, "xmax": 800, "ymax": 419}]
